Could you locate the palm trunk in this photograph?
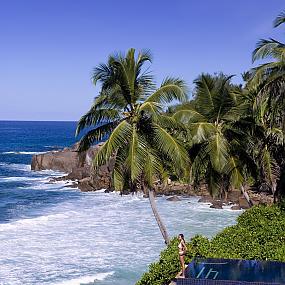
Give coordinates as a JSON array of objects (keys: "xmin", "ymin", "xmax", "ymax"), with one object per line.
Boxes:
[
  {"xmin": 240, "ymin": 185, "xmax": 254, "ymax": 207},
  {"xmin": 272, "ymin": 182, "xmax": 277, "ymax": 203},
  {"xmin": 148, "ymin": 188, "xmax": 170, "ymax": 245}
]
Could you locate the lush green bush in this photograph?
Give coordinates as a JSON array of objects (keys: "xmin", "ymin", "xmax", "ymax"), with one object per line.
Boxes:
[{"xmin": 136, "ymin": 205, "xmax": 285, "ymax": 285}]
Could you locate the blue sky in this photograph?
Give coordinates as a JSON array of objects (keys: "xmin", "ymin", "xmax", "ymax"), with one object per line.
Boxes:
[{"xmin": 0, "ymin": 0, "xmax": 284, "ymax": 121}]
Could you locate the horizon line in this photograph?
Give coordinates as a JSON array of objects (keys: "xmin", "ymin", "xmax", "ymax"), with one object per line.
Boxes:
[{"xmin": 0, "ymin": 119, "xmax": 78, "ymax": 122}]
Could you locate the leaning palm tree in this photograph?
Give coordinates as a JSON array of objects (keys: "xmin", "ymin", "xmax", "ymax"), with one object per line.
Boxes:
[
  {"xmin": 76, "ymin": 48, "xmax": 188, "ymax": 244},
  {"xmin": 173, "ymin": 73, "xmax": 255, "ymax": 206}
]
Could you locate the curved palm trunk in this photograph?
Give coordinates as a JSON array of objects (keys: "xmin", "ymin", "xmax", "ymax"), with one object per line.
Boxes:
[
  {"xmin": 148, "ymin": 189, "xmax": 170, "ymax": 245},
  {"xmin": 240, "ymin": 185, "xmax": 254, "ymax": 207}
]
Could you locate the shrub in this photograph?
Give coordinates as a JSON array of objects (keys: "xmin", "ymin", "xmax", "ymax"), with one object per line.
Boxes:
[{"xmin": 136, "ymin": 205, "xmax": 285, "ymax": 285}]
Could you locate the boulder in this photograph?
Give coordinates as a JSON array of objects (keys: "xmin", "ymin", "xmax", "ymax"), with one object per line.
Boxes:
[
  {"xmin": 78, "ymin": 177, "xmax": 96, "ymax": 192},
  {"xmin": 166, "ymin": 196, "xmax": 181, "ymax": 202},
  {"xmin": 198, "ymin": 195, "xmax": 214, "ymax": 203},
  {"xmin": 238, "ymin": 197, "xmax": 251, "ymax": 209},
  {"xmin": 210, "ymin": 200, "xmax": 223, "ymax": 209},
  {"xmin": 231, "ymin": 205, "xmax": 241, "ymax": 210},
  {"xmin": 31, "ymin": 142, "xmax": 114, "ymax": 191},
  {"xmin": 31, "ymin": 150, "xmax": 80, "ymax": 173},
  {"xmin": 227, "ymin": 189, "xmax": 241, "ymax": 204}
]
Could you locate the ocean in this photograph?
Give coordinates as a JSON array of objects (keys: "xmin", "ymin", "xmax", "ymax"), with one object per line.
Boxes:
[{"xmin": 0, "ymin": 121, "xmax": 242, "ymax": 285}]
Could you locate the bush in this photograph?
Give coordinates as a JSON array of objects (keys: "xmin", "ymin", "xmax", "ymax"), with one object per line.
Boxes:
[{"xmin": 136, "ymin": 205, "xmax": 285, "ymax": 285}]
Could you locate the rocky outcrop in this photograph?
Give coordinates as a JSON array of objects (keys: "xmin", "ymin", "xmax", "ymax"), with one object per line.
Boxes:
[
  {"xmin": 166, "ymin": 196, "xmax": 181, "ymax": 202},
  {"xmin": 31, "ymin": 142, "xmax": 114, "ymax": 191},
  {"xmin": 210, "ymin": 200, "xmax": 223, "ymax": 209}
]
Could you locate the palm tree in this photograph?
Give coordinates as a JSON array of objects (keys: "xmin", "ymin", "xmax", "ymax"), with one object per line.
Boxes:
[
  {"xmin": 76, "ymin": 48, "xmax": 189, "ymax": 244},
  {"xmin": 173, "ymin": 73, "xmax": 255, "ymax": 206},
  {"xmin": 246, "ymin": 10, "xmax": 285, "ymax": 200}
]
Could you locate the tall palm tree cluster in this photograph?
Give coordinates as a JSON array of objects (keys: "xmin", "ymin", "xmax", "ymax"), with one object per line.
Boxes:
[{"xmin": 76, "ymin": 11, "xmax": 285, "ymax": 244}]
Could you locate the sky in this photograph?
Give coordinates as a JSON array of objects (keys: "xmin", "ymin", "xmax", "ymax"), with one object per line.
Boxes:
[{"xmin": 0, "ymin": 0, "xmax": 284, "ymax": 121}]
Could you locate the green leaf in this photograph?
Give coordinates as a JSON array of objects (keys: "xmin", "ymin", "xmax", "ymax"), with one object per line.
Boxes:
[
  {"xmin": 206, "ymin": 131, "xmax": 229, "ymax": 172},
  {"xmin": 145, "ymin": 77, "xmax": 188, "ymax": 104}
]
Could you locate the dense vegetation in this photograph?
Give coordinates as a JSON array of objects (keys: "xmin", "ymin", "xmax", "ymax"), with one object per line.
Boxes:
[
  {"xmin": 77, "ymin": 10, "xmax": 285, "ymax": 204},
  {"xmin": 136, "ymin": 205, "xmax": 285, "ymax": 285}
]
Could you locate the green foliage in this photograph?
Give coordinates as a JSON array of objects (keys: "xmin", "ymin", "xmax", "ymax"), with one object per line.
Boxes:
[
  {"xmin": 173, "ymin": 73, "xmax": 251, "ymax": 196},
  {"xmin": 76, "ymin": 48, "xmax": 189, "ymax": 190},
  {"xmin": 136, "ymin": 205, "xmax": 285, "ymax": 285}
]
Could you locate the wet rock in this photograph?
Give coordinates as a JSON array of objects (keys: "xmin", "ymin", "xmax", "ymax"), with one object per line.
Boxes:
[
  {"xmin": 166, "ymin": 196, "xmax": 181, "ymax": 202},
  {"xmin": 231, "ymin": 205, "xmax": 241, "ymax": 210},
  {"xmin": 238, "ymin": 197, "xmax": 251, "ymax": 209},
  {"xmin": 210, "ymin": 201, "xmax": 223, "ymax": 209},
  {"xmin": 78, "ymin": 177, "xmax": 95, "ymax": 192},
  {"xmin": 198, "ymin": 195, "xmax": 214, "ymax": 203}
]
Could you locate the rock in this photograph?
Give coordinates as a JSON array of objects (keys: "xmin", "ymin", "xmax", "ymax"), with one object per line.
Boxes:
[
  {"xmin": 198, "ymin": 195, "xmax": 214, "ymax": 203},
  {"xmin": 166, "ymin": 196, "xmax": 181, "ymax": 201},
  {"xmin": 227, "ymin": 189, "xmax": 241, "ymax": 204},
  {"xmin": 31, "ymin": 142, "xmax": 114, "ymax": 191},
  {"xmin": 210, "ymin": 200, "xmax": 223, "ymax": 209},
  {"xmin": 231, "ymin": 205, "xmax": 241, "ymax": 210},
  {"xmin": 31, "ymin": 150, "xmax": 80, "ymax": 173},
  {"xmin": 78, "ymin": 177, "xmax": 95, "ymax": 192},
  {"xmin": 238, "ymin": 197, "xmax": 251, "ymax": 209}
]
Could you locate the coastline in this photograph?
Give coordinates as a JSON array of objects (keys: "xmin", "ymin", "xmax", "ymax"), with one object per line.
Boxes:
[{"xmin": 31, "ymin": 143, "xmax": 274, "ymax": 210}]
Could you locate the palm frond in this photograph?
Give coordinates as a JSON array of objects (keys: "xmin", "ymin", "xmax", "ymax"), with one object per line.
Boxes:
[
  {"xmin": 247, "ymin": 61, "xmax": 285, "ymax": 90},
  {"xmin": 153, "ymin": 124, "xmax": 188, "ymax": 172},
  {"xmin": 76, "ymin": 108, "xmax": 120, "ymax": 136},
  {"xmin": 193, "ymin": 74, "xmax": 215, "ymax": 116},
  {"xmin": 113, "ymin": 164, "xmax": 125, "ymax": 191},
  {"xmin": 173, "ymin": 109, "xmax": 206, "ymax": 124},
  {"xmin": 112, "ymin": 146, "xmax": 129, "ymax": 191},
  {"xmin": 190, "ymin": 122, "xmax": 216, "ymax": 143},
  {"xmin": 273, "ymin": 10, "xmax": 285, "ymax": 27},
  {"xmin": 92, "ymin": 63, "xmax": 114, "ymax": 86},
  {"xmin": 206, "ymin": 131, "xmax": 229, "ymax": 172},
  {"xmin": 139, "ymin": 101, "xmax": 163, "ymax": 116},
  {"xmin": 106, "ymin": 120, "xmax": 132, "ymax": 158},
  {"xmin": 223, "ymin": 156, "xmax": 244, "ymax": 188},
  {"xmin": 126, "ymin": 126, "xmax": 148, "ymax": 181},
  {"xmin": 189, "ymin": 146, "xmax": 208, "ymax": 185},
  {"xmin": 144, "ymin": 150, "xmax": 163, "ymax": 187},
  {"xmin": 205, "ymin": 168, "xmax": 221, "ymax": 197},
  {"xmin": 77, "ymin": 121, "xmax": 118, "ymax": 152},
  {"xmin": 145, "ymin": 77, "xmax": 188, "ymax": 104},
  {"xmin": 154, "ymin": 114, "xmax": 184, "ymax": 131},
  {"xmin": 93, "ymin": 140, "xmax": 109, "ymax": 169},
  {"xmin": 252, "ymin": 38, "xmax": 285, "ymax": 63},
  {"xmin": 261, "ymin": 146, "xmax": 279, "ymax": 185}
]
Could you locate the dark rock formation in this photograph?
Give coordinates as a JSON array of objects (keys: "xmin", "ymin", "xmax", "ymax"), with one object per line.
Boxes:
[
  {"xmin": 210, "ymin": 200, "xmax": 223, "ymax": 209},
  {"xmin": 166, "ymin": 196, "xmax": 181, "ymax": 202},
  {"xmin": 31, "ymin": 142, "xmax": 114, "ymax": 191},
  {"xmin": 198, "ymin": 195, "xmax": 214, "ymax": 203},
  {"xmin": 231, "ymin": 205, "xmax": 241, "ymax": 210},
  {"xmin": 238, "ymin": 197, "xmax": 251, "ymax": 209}
]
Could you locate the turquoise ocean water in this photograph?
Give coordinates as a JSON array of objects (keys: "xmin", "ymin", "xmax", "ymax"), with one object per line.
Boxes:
[{"xmin": 0, "ymin": 121, "xmax": 242, "ymax": 285}]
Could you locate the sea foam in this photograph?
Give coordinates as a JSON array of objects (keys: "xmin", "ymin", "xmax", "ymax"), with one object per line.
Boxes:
[
  {"xmin": 0, "ymin": 163, "xmax": 31, "ymax": 171},
  {"xmin": 53, "ymin": 272, "xmax": 114, "ymax": 285},
  {"xmin": 1, "ymin": 151, "xmax": 46, "ymax": 155}
]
